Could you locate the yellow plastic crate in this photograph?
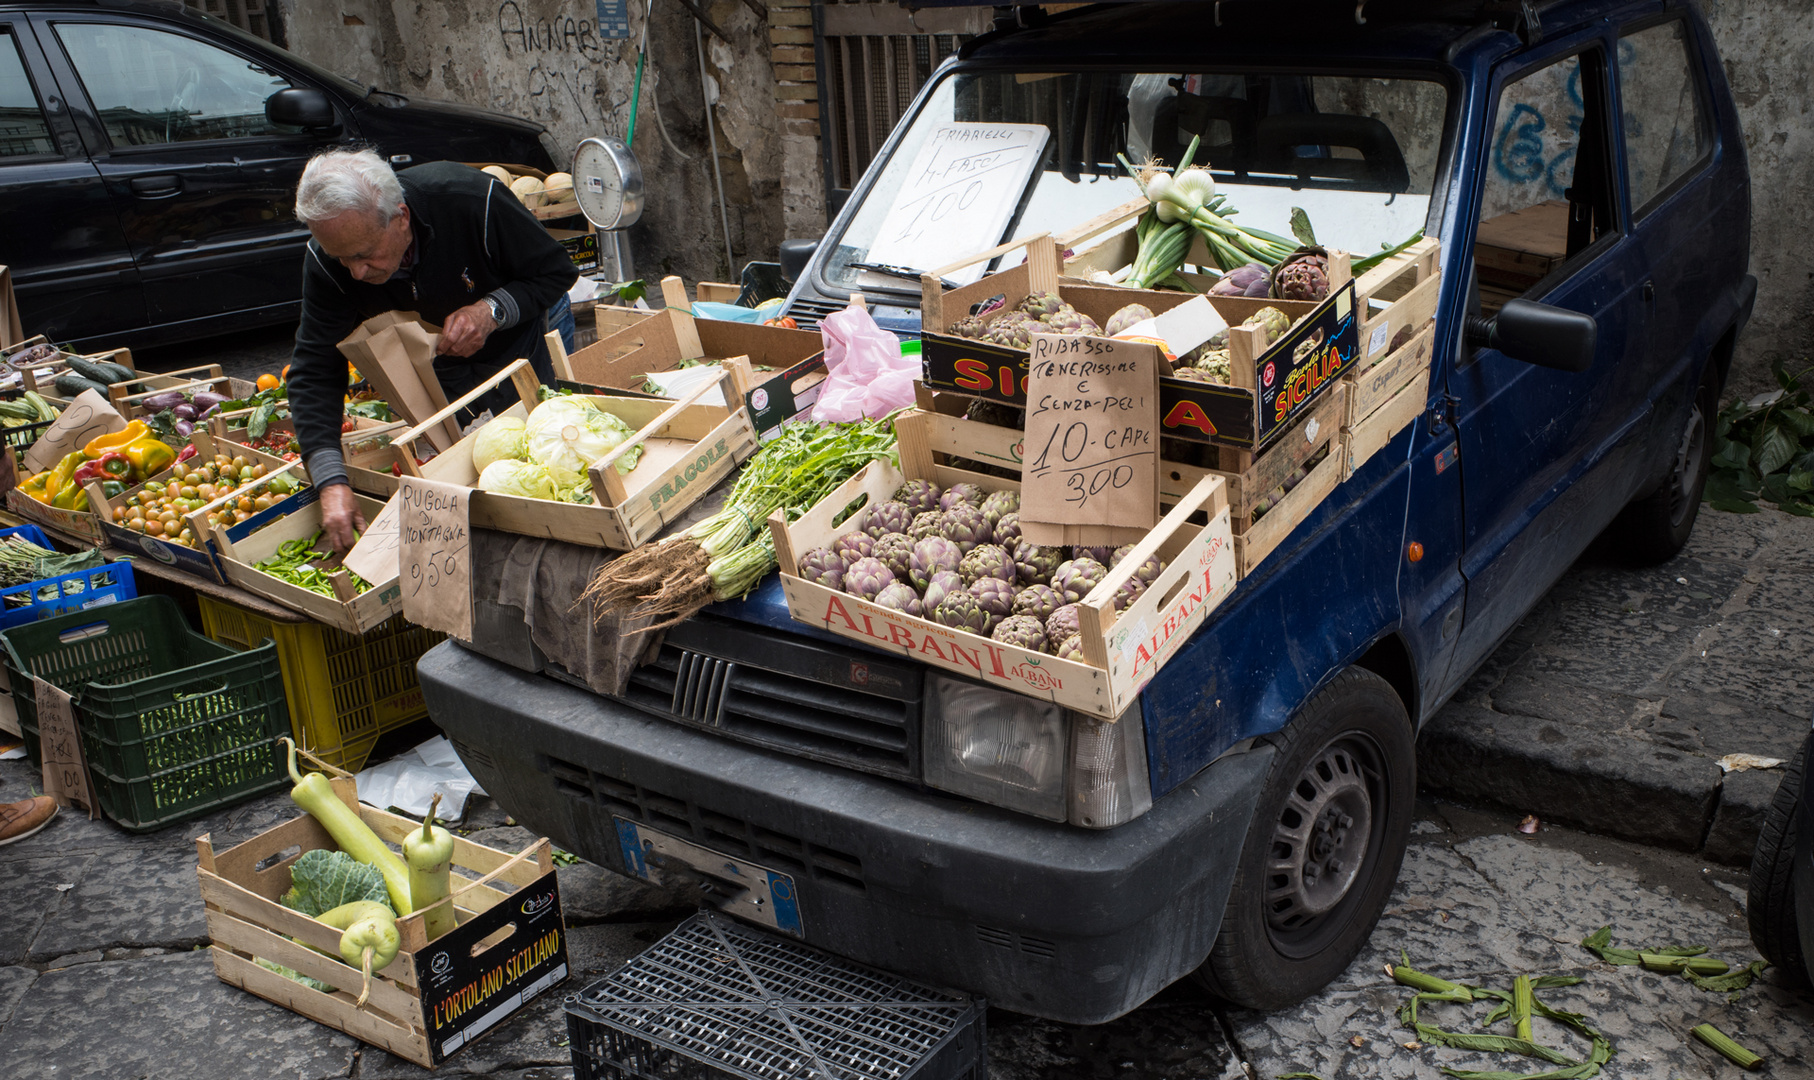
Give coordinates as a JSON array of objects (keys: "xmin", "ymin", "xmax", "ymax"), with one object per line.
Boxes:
[{"xmin": 197, "ymin": 595, "xmax": 445, "ymax": 772}]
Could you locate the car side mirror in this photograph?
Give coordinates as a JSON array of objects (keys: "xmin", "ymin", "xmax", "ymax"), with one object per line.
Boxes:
[
  {"xmin": 267, "ymin": 87, "xmax": 339, "ymax": 132},
  {"xmin": 1465, "ymin": 299, "xmax": 1597, "ymax": 373},
  {"xmin": 778, "ymin": 239, "xmax": 818, "ymax": 284}
]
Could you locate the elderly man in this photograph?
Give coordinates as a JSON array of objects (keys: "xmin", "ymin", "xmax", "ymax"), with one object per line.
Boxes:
[{"xmin": 287, "ymin": 149, "xmax": 578, "ymax": 551}]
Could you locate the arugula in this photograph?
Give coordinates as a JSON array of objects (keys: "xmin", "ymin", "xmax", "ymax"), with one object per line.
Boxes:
[{"xmin": 1705, "ymin": 360, "xmax": 1814, "ymax": 517}]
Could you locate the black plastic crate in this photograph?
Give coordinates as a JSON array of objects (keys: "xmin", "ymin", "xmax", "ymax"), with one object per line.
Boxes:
[{"xmin": 566, "ymin": 913, "xmax": 986, "ymax": 1080}]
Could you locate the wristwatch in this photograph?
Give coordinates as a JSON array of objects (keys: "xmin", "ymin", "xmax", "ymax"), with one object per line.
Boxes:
[{"xmin": 483, "ymin": 295, "xmax": 504, "ymax": 324}]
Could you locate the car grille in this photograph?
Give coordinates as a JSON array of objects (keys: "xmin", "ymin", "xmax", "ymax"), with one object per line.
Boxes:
[{"xmin": 782, "ymin": 295, "xmax": 846, "ymax": 332}]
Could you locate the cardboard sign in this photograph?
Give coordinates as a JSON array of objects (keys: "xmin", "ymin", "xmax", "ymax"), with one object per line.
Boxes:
[
  {"xmin": 867, "ymin": 123, "xmax": 1051, "ymax": 286},
  {"xmin": 413, "ymin": 872, "xmax": 568, "ymax": 1063},
  {"xmin": 342, "ymin": 492, "xmax": 403, "ymax": 587},
  {"xmin": 398, "ymin": 477, "xmax": 472, "ymax": 641},
  {"xmin": 33, "ymin": 677, "xmax": 98, "ymax": 819},
  {"xmin": 22, "ymin": 389, "xmax": 126, "ymax": 474},
  {"xmin": 1019, "ymin": 334, "xmax": 1160, "ymax": 548}
]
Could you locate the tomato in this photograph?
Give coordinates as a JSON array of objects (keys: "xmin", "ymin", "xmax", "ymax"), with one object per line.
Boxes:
[
  {"xmin": 253, "ymin": 495, "xmax": 272, "ymax": 512},
  {"xmin": 144, "ymin": 520, "xmax": 164, "ymax": 537}
]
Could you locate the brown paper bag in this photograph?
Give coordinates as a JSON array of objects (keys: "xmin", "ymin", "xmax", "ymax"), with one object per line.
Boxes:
[
  {"xmin": 0, "ymin": 266, "xmax": 23, "ymax": 348},
  {"xmin": 336, "ymin": 311, "xmax": 462, "ymax": 452}
]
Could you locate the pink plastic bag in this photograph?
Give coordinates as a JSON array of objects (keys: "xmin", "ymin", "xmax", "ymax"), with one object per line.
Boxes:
[{"xmin": 811, "ymin": 305, "xmax": 917, "ymax": 423}]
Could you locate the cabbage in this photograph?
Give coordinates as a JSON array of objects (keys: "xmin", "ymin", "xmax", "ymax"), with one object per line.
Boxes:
[
  {"xmin": 471, "ymin": 416, "xmax": 528, "ymax": 473},
  {"xmin": 477, "ymin": 458, "xmax": 558, "ymax": 501},
  {"xmin": 523, "ymin": 397, "xmax": 644, "ymax": 485}
]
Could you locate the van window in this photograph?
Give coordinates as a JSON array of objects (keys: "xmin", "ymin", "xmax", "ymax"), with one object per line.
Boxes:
[
  {"xmin": 0, "ymin": 31, "xmax": 53, "ymax": 158},
  {"xmin": 1474, "ymin": 51, "xmax": 1616, "ymax": 313},
  {"xmin": 54, "ymin": 22, "xmax": 295, "ymax": 148},
  {"xmin": 1618, "ymin": 20, "xmax": 1711, "ymax": 216}
]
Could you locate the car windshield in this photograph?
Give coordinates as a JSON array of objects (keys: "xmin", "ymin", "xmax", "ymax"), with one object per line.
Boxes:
[{"xmin": 821, "ymin": 69, "xmax": 1449, "ymax": 295}]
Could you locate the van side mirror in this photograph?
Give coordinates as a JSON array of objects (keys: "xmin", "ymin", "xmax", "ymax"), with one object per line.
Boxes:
[
  {"xmin": 267, "ymin": 87, "xmax": 339, "ymax": 132},
  {"xmin": 1465, "ymin": 299, "xmax": 1597, "ymax": 373},
  {"xmin": 778, "ymin": 239, "xmax": 818, "ymax": 284}
]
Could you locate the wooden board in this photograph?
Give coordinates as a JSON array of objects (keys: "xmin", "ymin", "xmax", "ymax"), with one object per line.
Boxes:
[
  {"xmin": 1348, "ymin": 323, "xmax": 1435, "ymax": 427},
  {"xmin": 1475, "ymin": 201, "xmax": 1567, "ymax": 292},
  {"xmin": 1342, "ymin": 369, "xmax": 1430, "ymax": 481}
]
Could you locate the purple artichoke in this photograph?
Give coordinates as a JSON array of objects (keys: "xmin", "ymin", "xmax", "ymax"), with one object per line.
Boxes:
[
  {"xmin": 1053, "ymin": 557, "xmax": 1108, "ymax": 604},
  {"xmin": 863, "ymin": 500, "xmax": 914, "ymax": 540},
  {"xmin": 1111, "ymin": 544, "xmax": 1133, "ymax": 568},
  {"xmin": 979, "ymin": 489, "xmax": 1020, "ymax": 531},
  {"xmin": 940, "ymin": 505, "xmax": 990, "ymax": 554},
  {"xmin": 797, "ymin": 547, "xmax": 844, "ymax": 591},
  {"xmin": 1011, "ymin": 584, "xmax": 1061, "ymax": 624},
  {"xmin": 833, "ymin": 532, "xmax": 873, "ymax": 565},
  {"xmin": 993, "ymin": 512, "xmax": 1022, "ymax": 549},
  {"xmin": 1012, "ymin": 540, "xmax": 1063, "ymax": 586},
  {"xmin": 1018, "ymin": 290, "xmax": 1066, "ymax": 320},
  {"xmin": 1104, "ymin": 303, "xmax": 1154, "ymax": 337},
  {"xmin": 933, "ymin": 590, "xmax": 988, "ymax": 635},
  {"xmin": 1054, "ymin": 633, "xmax": 1086, "ymax": 661},
  {"xmin": 894, "ymin": 478, "xmax": 942, "ymax": 517},
  {"xmin": 940, "ymin": 483, "xmax": 987, "ymax": 511},
  {"xmin": 1110, "ymin": 544, "xmax": 1164, "ymax": 584},
  {"xmin": 1113, "ymin": 576, "xmax": 1148, "ymax": 613},
  {"xmin": 1046, "ymin": 603, "xmax": 1082, "ymax": 642},
  {"xmin": 921, "ymin": 570, "xmax": 962, "ymax": 614},
  {"xmin": 872, "ymin": 533, "xmax": 914, "ymax": 580},
  {"xmin": 959, "ymin": 544, "xmax": 1015, "ymax": 586},
  {"xmin": 910, "ymin": 536, "xmax": 962, "ymax": 592},
  {"xmin": 908, "ymin": 510, "xmax": 944, "ymax": 542},
  {"xmin": 992, "ymin": 614, "xmax": 1048, "ymax": 652},
  {"xmin": 843, "ymin": 556, "xmax": 894, "ymax": 600},
  {"xmin": 968, "ymin": 578, "xmax": 1015, "ymax": 635},
  {"xmin": 1210, "ymin": 263, "xmax": 1270, "ymax": 298},
  {"xmin": 875, "ymin": 582, "xmax": 922, "ymax": 617},
  {"xmin": 1272, "ymin": 249, "xmax": 1330, "ymax": 302},
  {"xmin": 1072, "ymin": 545, "xmax": 1114, "ymax": 565}
]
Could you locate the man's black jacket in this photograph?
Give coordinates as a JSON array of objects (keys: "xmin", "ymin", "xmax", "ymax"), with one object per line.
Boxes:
[{"xmin": 287, "ymin": 162, "xmax": 577, "ymax": 479}]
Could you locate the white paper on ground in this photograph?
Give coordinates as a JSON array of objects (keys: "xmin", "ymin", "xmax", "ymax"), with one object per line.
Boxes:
[
  {"xmin": 355, "ymin": 735, "xmax": 487, "ymax": 819},
  {"xmin": 568, "ymin": 277, "xmax": 601, "ymax": 304},
  {"xmin": 0, "ymin": 745, "xmax": 25, "ymax": 760}
]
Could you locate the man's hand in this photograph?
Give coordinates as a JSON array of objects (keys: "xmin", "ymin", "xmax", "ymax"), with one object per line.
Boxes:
[
  {"xmin": 440, "ymin": 300, "xmax": 499, "ymax": 358},
  {"xmin": 320, "ymin": 483, "xmax": 368, "ymax": 555}
]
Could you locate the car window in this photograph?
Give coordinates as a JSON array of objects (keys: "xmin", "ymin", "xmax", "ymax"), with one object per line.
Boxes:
[
  {"xmin": 54, "ymin": 22, "xmax": 294, "ymax": 148},
  {"xmin": 1474, "ymin": 51, "xmax": 1616, "ymax": 314},
  {"xmin": 0, "ymin": 30, "xmax": 54, "ymax": 158},
  {"xmin": 1618, "ymin": 19, "xmax": 1711, "ymax": 216}
]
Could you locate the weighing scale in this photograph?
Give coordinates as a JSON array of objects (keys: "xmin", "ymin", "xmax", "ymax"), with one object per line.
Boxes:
[{"xmin": 571, "ymin": 136, "xmax": 645, "ymax": 281}]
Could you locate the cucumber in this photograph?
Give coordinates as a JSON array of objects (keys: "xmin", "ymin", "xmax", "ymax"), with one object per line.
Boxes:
[
  {"xmin": 64, "ymin": 355, "xmax": 122, "ymax": 385},
  {"xmin": 92, "ymin": 360, "xmax": 133, "ymax": 383},
  {"xmin": 54, "ymin": 374, "xmax": 109, "ymax": 398}
]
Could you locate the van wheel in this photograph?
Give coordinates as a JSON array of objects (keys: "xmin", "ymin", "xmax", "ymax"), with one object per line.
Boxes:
[
  {"xmin": 1746, "ymin": 738, "xmax": 1809, "ymax": 987},
  {"xmin": 1193, "ymin": 667, "xmax": 1414, "ymax": 1010},
  {"xmin": 1609, "ymin": 364, "xmax": 1718, "ymax": 564}
]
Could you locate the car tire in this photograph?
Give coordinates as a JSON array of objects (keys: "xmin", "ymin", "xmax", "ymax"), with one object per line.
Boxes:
[
  {"xmin": 1609, "ymin": 363, "xmax": 1719, "ymax": 565},
  {"xmin": 1746, "ymin": 737, "xmax": 1809, "ymax": 987},
  {"xmin": 1192, "ymin": 667, "xmax": 1415, "ymax": 1010}
]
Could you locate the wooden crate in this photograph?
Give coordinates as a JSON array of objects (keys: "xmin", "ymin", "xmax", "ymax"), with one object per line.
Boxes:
[
  {"xmin": 195, "ymin": 768, "xmax": 567, "ymax": 1068},
  {"xmin": 1342, "ymin": 323, "xmax": 1435, "ymax": 480},
  {"xmin": 770, "ymin": 410, "xmax": 1238, "ymax": 720},
  {"xmin": 392, "ymin": 359, "xmax": 756, "ymax": 550},
  {"xmin": 107, "ymin": 365, "xmax": 232, "ymax": 420},
  {"xmin": 212, "ymin": 415, "xmax": 404, "ymax": 498},
  {"xmin": 4, "ymin": 337, "xmax": 146, "ymax": 410},
  {"xmin": 4, "ymin": 482, "xmax": 105, "ymax": 543},
  {"xmin": 196, "ymin": 488, "xmax": 401, "ymax": 635}
]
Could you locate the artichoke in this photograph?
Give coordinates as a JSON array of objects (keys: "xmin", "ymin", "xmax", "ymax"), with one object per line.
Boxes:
[
  {"xmin": 968, "ymin": 578, "xmax": 1015, "ymax": 634},
  {"xmin": 908, "ymin": 510, "xmax": 945, "ymax": 542},
  {"xmin": 895, "ymin": 478, "xmax": 942, "ymax": 518},
  {"xmin": 1210, "ymin": 263, "xmax": 1271, "ymax": 298},
  {"xmin": 863, "ymin": 500, "xmax": 914, "ymax": 540},
  {"xmin": 909, "ymin": 536, "xmax": 962, "ymax": 591},
  {"xmin": 921, "ymin": 570, "xmax": 962, "ymax": 614},
  {"xmin": 992, "ymin": 614, "xmax": 1048, "ymax": 653},
  {"xmin": 1011, "ymin": 540, "xmax": 1063, "ymax": 586},
  {"xmin": 940, "ymin": 483, "xmax": 987, "ymax": 511},
  {"xmin": 1104, "ymin": 303, "xmax": 1154, "ymax": 337},
  {"xmin": 1168, "ymin": 366, "xmax": 1219, "ymax": 384},
  {"xmin": 797, "ymin": 547, "xmax": 844, "ymax": 591},
  {"xmin": 872, "ymin": 533, "xmax": 914, "ymax": 580},
  {"xmin": 1011, "ymin": 583, "xmax": 1061, "ymax": 624},
  {"xmin": 875, "ymin": 582, "xmax": 922, "ymax": 617},
  {"xmin": 1047, "ymin": 603, "xmax": 1082, "ymax": 642},
  {"xmin": 1072, "ymin": 545, "xmax": 1115, "ymax": 565},
  {"xmin": 993, "ymin": 512, "xmax": 1023, "ymax": 549},
  {"xmin": 1127, "ymin": 552, "xmax": 1164, "ymax": 586},
  {"xmin": 1241, "ymin": 306, "xmax": 1292, "ymax": 345},
  {"xmin": 932, "ymin": 589, "xmax": 988, "ymax": 636},
  {"xmin": 1110, "ymin": 544, "xmax": 1133, "ymax": 568},
  {"xmin": 964, "ymin": 398, "xmax": 1025, "ymax": 429},
  {"xmin": 959, "ymin": 543, "xmax": 1015, "ymax": 586},
  {"xmin": 1053, "ymin": 556, "xmax": 1108, "ymax": 604},
  {"xmin": 833, "ymin": 532, "xmax": 873, "ymax": 565},
  {"xmin": 1054, "ymin": 634, "xmax": 1087, "ymax": 661},
  {"xmin": 1191, "ymin": 348, "xmax": 1232, "ymax": 383},
  {"xmin": 1042, "ymin": 306, "xmax": 1102, "ymax": 336},
  {"xmin": 1018, "ymin": 290, "xmax": 1066, "ymax": 320},
  {"xmin": 1113, "ymin": 576, "xmax": 1148, "ymax": 614},
  {"xmin": 981, "ymin": 311, "xmax": 1037, "ymax": 349},
  {"xmin": 948, "ymin": 313, "xmax": 989, "ymax": 339},
  {"xmin": 843, "ymin": 556, "xmax": 894, "ymax": 600},
  {"xmin": 939, "ymin": 504, "xmax": 990, "ymax": 554},
  {"xmin": 1272, "ymin": 248, "xmax": 1330, "ymax": 302},
  {"xmin": 979, "ymin": 489, "xmax": 1020, "ymax": 531}
]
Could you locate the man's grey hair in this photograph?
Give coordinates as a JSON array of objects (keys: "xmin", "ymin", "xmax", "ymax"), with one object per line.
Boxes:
[{"xmin": 295, "ymin": 149, "xmax": 405, "ymax": 228}]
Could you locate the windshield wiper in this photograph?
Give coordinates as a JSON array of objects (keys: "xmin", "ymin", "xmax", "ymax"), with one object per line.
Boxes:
[{"xmin": 850, "ymin": 262, "xmax": 958, "ymax": 290}]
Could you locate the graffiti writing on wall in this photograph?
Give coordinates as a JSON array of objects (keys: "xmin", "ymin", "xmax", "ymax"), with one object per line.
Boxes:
[{"xmin": 493, "ymin": 1, "xmax": 629, "ymax": 133}]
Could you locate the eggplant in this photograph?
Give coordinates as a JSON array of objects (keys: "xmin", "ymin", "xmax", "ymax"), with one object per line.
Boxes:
[
  {"xmin": 142, "ymin": 390, "xmax": 190, "ymax": 412},
  {"xmin": 173, "ymin": 402, "xmax": 198, "ymax": 421},
  {"xmin": 190, "ymin": 390, "xmax": 229, "ymax": 411},
  {"xmin": 199, "ymin": 403, "xmax": 221, "ymax": 419},
  {"xmin": 174, "ymin": 418, "xmax": 194, "ymax": 437}
]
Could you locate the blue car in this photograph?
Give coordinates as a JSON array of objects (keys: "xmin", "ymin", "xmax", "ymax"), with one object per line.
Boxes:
[
  {"xmin": 423, "ymin": 0, "xmax": 1756, "ymax": 1020},
  {"xmin": 1749, "ymin": 725, "xmax": 1811, "ymax": 988}
]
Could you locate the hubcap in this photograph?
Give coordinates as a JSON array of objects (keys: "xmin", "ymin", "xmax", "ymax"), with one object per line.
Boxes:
[
  {"xmin": 1264, "ymin": 742, "xmax": 1375, "ymax": 937},
  {"xmin": 1667, "ymin": 399, "xmax": 1707, "ymax": 528}
]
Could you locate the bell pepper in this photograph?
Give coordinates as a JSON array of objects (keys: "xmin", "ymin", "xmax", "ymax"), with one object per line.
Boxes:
[
  {"xmin": 52, "ymin": 480, "xmax": 88, "ymax": 512},
  {"xmin": 100, "ymin": 479, "xmax": 126, "ymax": 500},
  {"xmin": 22, "ymin": 451, "xmax": 87, "ymax": 505},
  {"xmin": 121, "ymin": 434, "xmax": 176, "ymax": 481},
  {"xmin": 71, "ymin": 450, "xmax": 127, "ymax": 486},
  {"xmin": 176, "ymin": 443, "xmax": 199, "ymax": 464},
  {"xmin": 83, "ymin": 419, "xmax": 148, "ymax": 459}
]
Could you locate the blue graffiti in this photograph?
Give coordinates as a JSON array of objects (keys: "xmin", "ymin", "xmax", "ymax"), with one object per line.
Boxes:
[{"xmin": 1494, "ymin": 103, "xmax": 1548, "ymax": 182}]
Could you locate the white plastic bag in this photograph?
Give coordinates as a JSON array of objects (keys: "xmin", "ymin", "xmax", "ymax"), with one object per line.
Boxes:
[{"xmin": 811, "ymin": 305, "xmax": 916, "ymax": 422}]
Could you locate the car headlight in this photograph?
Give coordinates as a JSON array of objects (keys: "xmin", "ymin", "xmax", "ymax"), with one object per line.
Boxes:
[{"xmin": 922, "ymin": 674, "xmax": 1153, "ymax": 828}]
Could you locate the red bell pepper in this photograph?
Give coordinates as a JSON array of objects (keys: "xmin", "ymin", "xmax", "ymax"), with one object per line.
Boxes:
[
  {"xmin": 98, "ymin": 451, "xmax": 131, "ymax": 480},
  {"xmin": 177, "ymin": 443, "xmax": 199, "ymax": 464}
]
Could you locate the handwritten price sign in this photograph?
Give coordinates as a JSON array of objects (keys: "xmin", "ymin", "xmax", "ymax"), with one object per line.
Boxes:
[
  {"xmin": 398, "ymin": 477, "xmax": 472, "ymax": 641},
  {"xmin": 341, "ymin": 492, "xmax": 402, "ymax": 587},
  {"xmin": 33, "ymin": 676, "xmax": 97, "ymax": 819},
  {"xmin": 1020, "ymin": 333, "xmax": 1161, "ymax": 549}
]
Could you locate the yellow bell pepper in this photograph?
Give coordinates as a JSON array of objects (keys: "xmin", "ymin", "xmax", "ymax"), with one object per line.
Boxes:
[
  {"xmin": 51, "ymin": 481, "xmax": 88, "ymax": 512},
  {"xmin": 121, "ymin": 434, "xmax": 176, "ymax": 481},
  {"xmin": 21, "ymin": 451, "xmax": 87, "ymax": 505},
  {"xmin": 83, "ymin": 420, "xmax": 148, "ymax": 459}
]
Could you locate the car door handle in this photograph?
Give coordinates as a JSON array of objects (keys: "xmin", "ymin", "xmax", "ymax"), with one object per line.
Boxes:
[
  {"xmin": 1642, "ymin": 280, "xmax": 1655, "ymax": 303},
  {"xmin": 130, "ymin": 175, "xmax": 184, "ymax": 198}
]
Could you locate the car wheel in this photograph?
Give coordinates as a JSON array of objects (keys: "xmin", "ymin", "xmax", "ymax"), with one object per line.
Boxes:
[
  {"xmin": 1193, "ymin": 667, "xmax": 1415, "ymax": 1010},
  {"xmin": 1609, "ymin": 363, "xmax": 1718, "ymax": 565},
  {"xmin": 1746, "ymin": 737, "xmax": 1809, "ymax": 987}
]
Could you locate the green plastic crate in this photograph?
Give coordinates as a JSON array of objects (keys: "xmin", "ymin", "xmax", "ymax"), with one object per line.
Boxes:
[{"xmin": 1, "ymin": 595, "xmax": 291, "ymax": 832}]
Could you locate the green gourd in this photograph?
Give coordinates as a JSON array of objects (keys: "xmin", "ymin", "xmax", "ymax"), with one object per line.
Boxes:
[
  {"xmin": 405, "ymin": 792, "xmax": 458, "ymax": 942},
  {"xmin": 282, "ymin": 738, "xmax": 413, "ymax": 915},
  {"xmin": 339, "ymin": 914, "xmax": 401, "ymax": 1007}
]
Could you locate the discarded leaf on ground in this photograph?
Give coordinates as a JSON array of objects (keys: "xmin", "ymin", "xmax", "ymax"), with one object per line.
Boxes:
[{"xmin": 1716, "ymin": 753, "xmax": 1785, "ymax": 773}]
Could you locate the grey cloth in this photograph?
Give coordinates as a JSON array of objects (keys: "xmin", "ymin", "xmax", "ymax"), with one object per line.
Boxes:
[{"xmin": 305, "ymin": 447, "xmax": 348, "ymax": 487}]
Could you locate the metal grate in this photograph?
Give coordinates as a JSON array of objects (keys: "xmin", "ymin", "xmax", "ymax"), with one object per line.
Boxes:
[
  {"xmin": 182, "ymin": 0, "xmax": 274, "ymax": 41},
  {"xmin": 784, "ymin": 295, "xmax": 850, "ymax": 333},
  {"xmin": 566, "ymin": 912, "xmax": 986, "ymax": 1080}
]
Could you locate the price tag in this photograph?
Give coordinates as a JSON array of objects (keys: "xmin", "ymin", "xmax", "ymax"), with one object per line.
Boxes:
[
  {"xmin": 1019, "ymin": 333, "xmax": 1161, "ymax": 549},
  {"xmin": 342, "ymin": 492, "xmax": 402, "ymax": 587},
  {"xmin": 398, "ymin": 477, "xmax": 472, "ymax": 641},
  {"xmin": 33, "ymin": 677, "xmax": 97, "ymax": 819},
  {"xmin": 22, "ymin": 389, "xmax": 126, "ymax": 475}
]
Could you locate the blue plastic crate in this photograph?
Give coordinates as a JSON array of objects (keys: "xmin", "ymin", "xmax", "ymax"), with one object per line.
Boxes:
[{"xmin": 0, "ymin": 524, "xmax": 138, "ymax": 631}]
